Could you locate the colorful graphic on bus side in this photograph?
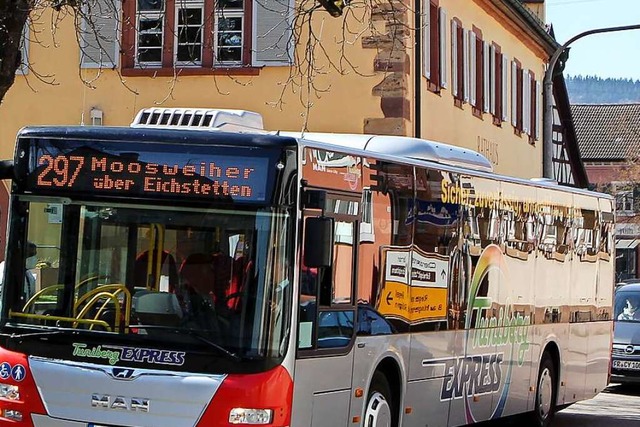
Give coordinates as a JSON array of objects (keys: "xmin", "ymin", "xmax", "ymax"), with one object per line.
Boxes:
[{"xmin": 423, "ymin": 244, "xmax": 531, "ymax": 423}]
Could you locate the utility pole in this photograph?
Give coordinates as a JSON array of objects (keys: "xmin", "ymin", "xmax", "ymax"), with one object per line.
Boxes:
[{"xmin": 543, "ymin": 24, "xmax": 640, "ymax": 179}]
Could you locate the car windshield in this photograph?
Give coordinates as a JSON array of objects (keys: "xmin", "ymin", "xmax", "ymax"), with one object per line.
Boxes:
[
  {"xmin": 1, "ymin": 199, "xmax": 292, "ymax": 359},
  {"xmin": 614, "ymin": 290, "xmax": 640, "ymax": 323}
]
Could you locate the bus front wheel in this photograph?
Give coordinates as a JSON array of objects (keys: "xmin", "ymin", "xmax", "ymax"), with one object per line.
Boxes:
[
  {"xmin": 532, "ymin": 353, "xmax": 557, "ymax": 427},
  {"xmin": 364, "ymin": 371, "xmax": 394, "ymax": 427}
]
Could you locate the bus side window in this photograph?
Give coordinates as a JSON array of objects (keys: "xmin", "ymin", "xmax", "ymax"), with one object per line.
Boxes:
[{"xmin": 298, "ymin": 214, "xmax": 357, "ymax": 350}]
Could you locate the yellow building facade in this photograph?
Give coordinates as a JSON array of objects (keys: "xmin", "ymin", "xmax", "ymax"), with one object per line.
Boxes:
[{"xmin": 0, "ymin": 0, "xmax": 555, "ymax": 179}]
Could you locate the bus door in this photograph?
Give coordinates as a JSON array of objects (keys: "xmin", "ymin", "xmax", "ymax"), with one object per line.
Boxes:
[{"xmin": 293, "ymin": 195, "xmax": 358, "ymax": 427}]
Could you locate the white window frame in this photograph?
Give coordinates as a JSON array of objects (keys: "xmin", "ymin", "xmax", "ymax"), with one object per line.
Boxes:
[
  {"xmin": 617, "ymin": 191, "xmax": 634, "ymax": 213},
  {"xmin": 174, "ymin": 2, "xmax": 205, "ymax": 67},
  {"xmin": 214, "ymin": 4, "xmax": 245, "ymax": 66},
  {"xmin": 135, "ymin": 3, "xmax": 165, "ymax": 67}
]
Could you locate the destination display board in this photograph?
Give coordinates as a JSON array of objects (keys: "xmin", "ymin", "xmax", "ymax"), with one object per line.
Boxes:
[{"xmin": 20, "ymin": 138, "xmax": 276, "ymax": 203}]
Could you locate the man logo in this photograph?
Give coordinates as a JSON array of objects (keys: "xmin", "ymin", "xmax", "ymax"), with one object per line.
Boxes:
[
  {"xmin": 111, "ymin": 368, "xmax": 135, "ymax": 380},
  {"xmin": 91, "ymin": 394, "xmax": 150, "ymax": 412}
]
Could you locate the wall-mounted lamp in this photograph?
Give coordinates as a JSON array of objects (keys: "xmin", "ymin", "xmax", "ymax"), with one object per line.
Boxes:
[{"xmin": 90, "ymin": 108, "xmax": 103, "ymax": 126}]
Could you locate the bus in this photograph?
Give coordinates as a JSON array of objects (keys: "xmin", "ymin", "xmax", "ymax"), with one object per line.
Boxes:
[{"xmin": 0, "ymin": 108, "xmax": 614, "ymax": 427}]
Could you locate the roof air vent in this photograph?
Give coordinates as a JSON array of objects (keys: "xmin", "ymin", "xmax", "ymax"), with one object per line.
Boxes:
[{"xmin": 131, "ymin": 108, "xmax": 264, "ymax": 132}]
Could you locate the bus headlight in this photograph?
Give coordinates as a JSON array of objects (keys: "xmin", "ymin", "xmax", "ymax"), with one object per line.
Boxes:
[
  {"xmin": 0, "ymin": 384, "xmax": 19, "ymax": 400},
  {"xmin": 2, "ymin": 409, "xmax": 22, "ymax": 421},
  {"xmin": 228, "ymin": 408, "xmax": 273, "ymax": 424}
]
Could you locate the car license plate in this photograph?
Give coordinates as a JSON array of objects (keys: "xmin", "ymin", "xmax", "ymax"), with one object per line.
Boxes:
[{"xmin": 613, "ymin": 360, "xmax": 640, "ymax": 370}]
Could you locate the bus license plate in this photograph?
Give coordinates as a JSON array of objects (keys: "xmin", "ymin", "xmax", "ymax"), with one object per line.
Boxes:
[{"xmin": 613, "ymin": 360, "xmax": 640, "ymax": 370}]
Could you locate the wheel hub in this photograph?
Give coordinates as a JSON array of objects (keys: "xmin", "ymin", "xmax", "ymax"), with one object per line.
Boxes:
[
  {"xmin": 537, "ymin": 367, "xmax": 553, "ymax": 420},
  {"xmin": 364, "ymin": 391, "xmax": 392, "ymax": 427}
]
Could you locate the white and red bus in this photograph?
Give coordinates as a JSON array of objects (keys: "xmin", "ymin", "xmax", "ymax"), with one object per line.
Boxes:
[{"xmin": 0, "ymin": 108, "xmax": 614, "ymax": 427}]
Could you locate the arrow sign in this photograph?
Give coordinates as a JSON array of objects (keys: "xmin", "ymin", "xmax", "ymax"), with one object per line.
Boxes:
[
  {"xmin": 386, "ymin": 292, "xmax": 393, "ymax": 305},
  {"xmin": 441, "ymin": 269, "xmax": 447, "ymax": 280}
]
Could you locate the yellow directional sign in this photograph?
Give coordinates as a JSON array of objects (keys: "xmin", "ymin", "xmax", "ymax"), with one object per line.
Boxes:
[{"xmin": 377, "ymin": 247, "xmax": 449, "ymax": 323}]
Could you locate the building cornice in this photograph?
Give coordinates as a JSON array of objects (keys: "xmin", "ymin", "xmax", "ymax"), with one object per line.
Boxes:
[{"xmin": 490, "ymin": 0, "xmax": 560, "ymax": 56}]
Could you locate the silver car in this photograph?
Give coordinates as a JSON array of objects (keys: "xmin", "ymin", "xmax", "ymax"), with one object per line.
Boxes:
[{"xmin": 611, "ymin": 283, "xmax": 640, "ymax": 384}]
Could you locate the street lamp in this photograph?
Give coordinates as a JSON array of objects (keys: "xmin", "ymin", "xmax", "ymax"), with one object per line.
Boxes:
[{"xmin": 543, "ymin": 24, "xmax": 640, "ymax": 179}]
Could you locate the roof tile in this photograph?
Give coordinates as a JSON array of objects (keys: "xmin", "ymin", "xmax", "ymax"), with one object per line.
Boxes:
[{"xmin": 571, "ymin": 104, "xmax": 640, "ymax": 160}]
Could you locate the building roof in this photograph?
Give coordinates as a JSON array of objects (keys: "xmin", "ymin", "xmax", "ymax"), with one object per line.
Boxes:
[
  {"xmin": 496, "ymin": 0, "xmax": 560, "ymax": 55},
  {"xmin": 571, "ymin": 104, "xmax": 640, "ymax": 161}
]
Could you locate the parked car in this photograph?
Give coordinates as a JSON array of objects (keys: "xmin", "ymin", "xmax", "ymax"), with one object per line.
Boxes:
[
  {"xmin": 611, "ymin": 283, "xmax": 640, "ymax": 384},
  {"xmin": 618, "ymin": 278, "xmax": 640, "ymax": 286}
]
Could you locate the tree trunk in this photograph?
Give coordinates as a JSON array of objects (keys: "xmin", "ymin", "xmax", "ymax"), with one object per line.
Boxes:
[{"xmin": 0, "ymin": 0, "xmax": 32, "ymax": 105}]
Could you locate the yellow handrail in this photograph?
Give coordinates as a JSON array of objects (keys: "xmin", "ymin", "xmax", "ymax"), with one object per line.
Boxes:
[
  {"xmin": 75, "ymin": 285, "xmax": 131, "ymax": 331},
  {"xmin": 9, "ymin": 310, "xmax": 111, "ymax": 331}
]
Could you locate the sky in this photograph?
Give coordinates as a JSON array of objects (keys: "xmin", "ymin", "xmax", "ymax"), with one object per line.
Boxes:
[{"xmin": 545, "ymin": 0, "xmax": 640, "ymax": 80}]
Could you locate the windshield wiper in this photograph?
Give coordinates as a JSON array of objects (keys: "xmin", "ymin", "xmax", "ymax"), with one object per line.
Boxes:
[{"xmin": 130, "ymin": 324, "xmax": 241, "ymax": 362}]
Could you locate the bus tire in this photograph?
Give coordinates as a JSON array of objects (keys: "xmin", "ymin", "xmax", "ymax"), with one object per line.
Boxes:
[
  {"xmin": 364, "ymin": 371, "xmax": 395, "ymax": 427},
  {"xmin": 532, "ymin": 353, "xmax": 557, "ymax": 427}
]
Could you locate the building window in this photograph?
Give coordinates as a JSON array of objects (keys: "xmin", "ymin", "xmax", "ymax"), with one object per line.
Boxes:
[
  {"xmin": 490, "ymin": 42, "xmax": 505, "ymax": 126},
  {"xmin": 124, "ymin": 0, "xmax": 264, "ymax": 71},
  {"xmin": 511, "ymin": 59, "xmax": 523, "ymax": 134},
  {"xmin": 423, "ymin": 0, "xmax": 446, "ymax": 93},
  {"xmin": 215, "ymin": 2, "xmax": 244, "ymax": 64},
  {"xmin": 451, "ymin": 18, "xmax": 464, "ymax": 104},
  {"xmin": 175, "ymin": 5, "xmax": 204, "ymax": 66},
  {"xmin": 617, "ymin": 191, "xmax": 634, "ymax": 213},
  {"xmin": 469, "ymin": 27, "xmax": 483, "ymax": 116},
  {"xmin": 136, "ymin": 0, "xmax": 165, "ymax": 66}
]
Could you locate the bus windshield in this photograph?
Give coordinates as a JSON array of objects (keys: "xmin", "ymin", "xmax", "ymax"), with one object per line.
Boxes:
[{"xmin": 2, "ymin": 198, "xmax": 292, "ymax": 363}]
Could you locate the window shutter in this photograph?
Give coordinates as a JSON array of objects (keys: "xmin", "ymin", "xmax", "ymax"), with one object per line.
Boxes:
[
  {"xmin": 439, "ymin": 8, "xmax": 447, "ymax": 88},
  {"xmin": 483, "ymin": 41, "xmax": 490, "ymax": 113},
  {"xmin": 253, "ymin": 0, "xmax": 294, "ymax": 66},
  {"xmin": 490, "ymin": 45, "xmax": 496, "ymax": 116},
  {"xmin": 423, "ymin": 0, "xmax": 430, "ymax": 79},
  {"xmin": 451, "ymin": 20, "xmax": 458, "ymax": 97},
  {"xmin": 502, "ymin": 54, "xmax": 508, "ymax": 122},
  {"xmin": 511, "ymin": 60, "xmax": 517, "ymax": 127},
  {"xmin": 523, "ymin": 69, "xmax": 530, "ymax": 134},
  {"xmin": 463, "ymin": 28, "xmax": 469, "ymax": 103},
  {"xmin": 469, "ymin": 31, "xmax": 476, "ymax": 107},
  {"xmin": 80, "ymin": 0, "xmax": 120, "ymax": 69},
  {"xmin": 535, "ymin": 80, "xmax": 541, "ymax": 140},
  {"xmin": 16, "ymin": 22, "xmax": 29, "ymax": 75}
]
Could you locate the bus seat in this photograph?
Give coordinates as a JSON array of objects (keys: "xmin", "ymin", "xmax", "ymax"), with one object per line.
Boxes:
[
  {"xmin": 132, "ymin": 291, "xmax": 183, "ymax": 326},
  {"xmin": 134, "ymin": 250, "xmax": 179, "ymax": 291},
  {"xmin": 179, "ymin": 253, "xmax": 216, "ymax": 297},
  {"xmin": 211, "ymin": 252, "xmax": 234, "ymax": 307},
  {"xmin": 227, "ymin": 256, "xmax": 253, "ymax": 312}
]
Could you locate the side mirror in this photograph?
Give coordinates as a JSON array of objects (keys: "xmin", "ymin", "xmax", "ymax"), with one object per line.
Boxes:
[{"xmin": 303, "ymin": 217, "xmax": 334, "ymax": 268}]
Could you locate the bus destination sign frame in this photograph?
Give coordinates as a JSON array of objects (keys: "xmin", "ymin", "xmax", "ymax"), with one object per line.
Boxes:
[{"xmin": 21, "ymin": 138, "xmax": 275, "ymax": 203}]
